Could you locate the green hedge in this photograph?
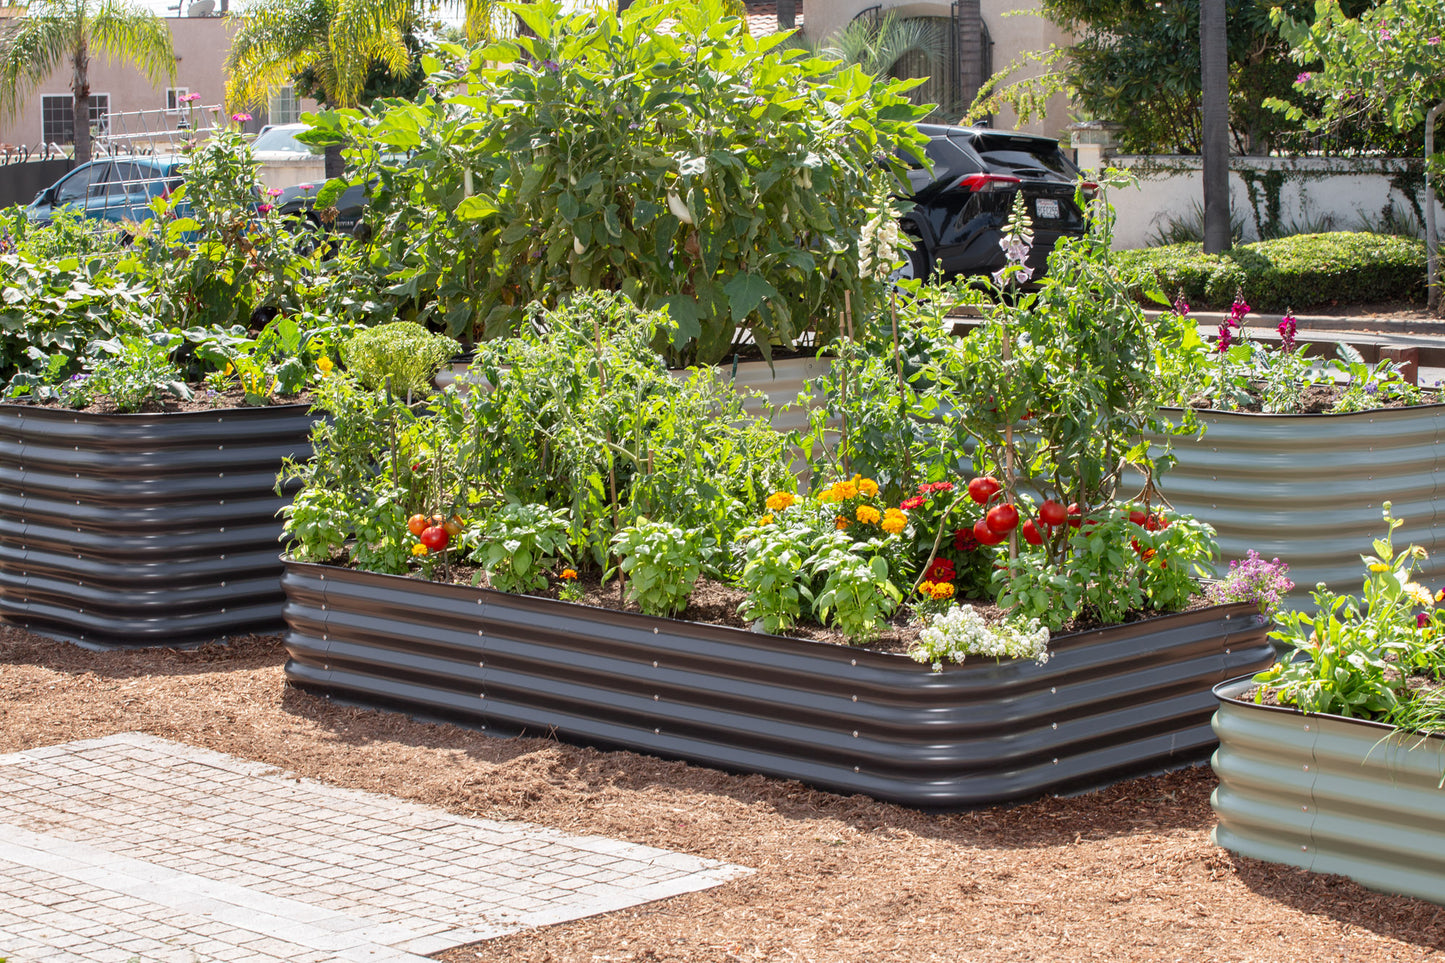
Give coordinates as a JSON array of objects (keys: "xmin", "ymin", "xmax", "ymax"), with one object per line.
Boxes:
[{"xmin": 1113, "ymin": 232, "xmax": 1426, "ymax": 310}]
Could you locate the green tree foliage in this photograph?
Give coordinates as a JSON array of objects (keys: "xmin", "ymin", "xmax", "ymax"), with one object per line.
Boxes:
[
  {"xmin": 301, "ymin": 0, "xmax": 929, "ymax": 362},
  {"xmin": 0, "ymin": 0, "xmax": 175, "ymax": 164},
  {"xmin": 1030, "ymin": 0, "xmax": 1417, "ymax": 155}
]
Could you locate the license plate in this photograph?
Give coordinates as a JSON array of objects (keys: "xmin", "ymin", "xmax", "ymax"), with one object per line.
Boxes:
[{"xmin": 1035, "ymin": 198, "xmax": 1060, "ymax": 219}]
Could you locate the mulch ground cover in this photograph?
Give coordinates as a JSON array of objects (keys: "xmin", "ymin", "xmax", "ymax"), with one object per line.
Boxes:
[{"xmin": 3, "ymin": 625, "xmax": 1444, "ymax": 962}]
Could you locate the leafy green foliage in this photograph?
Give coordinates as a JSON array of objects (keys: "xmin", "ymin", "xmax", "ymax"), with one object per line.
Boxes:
[
  {"xmin": 472, "ymin": 502, "xmax": 571, "ymax": 595},
  {"xmin": 612, "ymin": 519, "xmax": 713, "ymax": 618},
  {"xmin": 809, "ymin": 534, "xmax": 901, "ymax": 643},
  {"xmin": 1115, "ymin": 232, "xmax": 1427, "ymax": 311},
  {"xmin": 341, "ymin": 320, "xmax": 460, "ymax": 398},
  {"xmin": 300, "ymin": 0, "xmax": 928, "ymax": 361},
  {"xmin": 735, "ymin": 518, "xmax": 810, "ymax": 634},
  {"xmin": 65, "ymin": 331, "xmax": 193, "ymax": 413}
]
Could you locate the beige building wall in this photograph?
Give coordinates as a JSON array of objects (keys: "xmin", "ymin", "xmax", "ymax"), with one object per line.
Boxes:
[
  {"xmin": 0, "ymin": 14, "xmax": 315, "ymax": 152},
  {"xmin": 800, "ymin": 0, "xmax": 1074, "ymax": 140}
]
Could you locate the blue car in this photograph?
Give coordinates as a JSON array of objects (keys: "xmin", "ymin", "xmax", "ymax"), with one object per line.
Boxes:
[{"xmin": 27, "ymin": 155, "xmax": 186, "ymax": 225}]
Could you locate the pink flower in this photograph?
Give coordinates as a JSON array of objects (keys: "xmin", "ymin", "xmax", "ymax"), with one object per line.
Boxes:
[
  {"xmin": 1419, "ymin": 612, "xmax": 1430, "ymax": 628},
  {"xmin": 1217, "ymin": 324, "xmax": 1233, "ymax": 353},
  {"xmin": 231, "ymin": 112, "xmax": 252, "ymax": 123},
  {"xmin": 179, "ymin": 92, "xmax": 201, "ymax": 104},
  {"xmin": 1277, "ymin": 312, "xmax": 1297, "ymax": 353},
  {"xmin": 266, "ymin": 188, "xmax": 284, "ymax": 197},
  {"xmin": 299, "ymin": 183, "xmax": 314, "ymax": 191},
  {"xmin": 258, "ymin": 203, "xmax": 273, "ymax": 214},
  {"xmin": 1295, "ymin": 72, "xmax": 1311, "ymax": 84},
  {"xmin": 1379, "ymin": 27, "xmax": 1393, "ymax": 40},
  {"xmin": 1430, "ymin": 36, "xmax": 1442, "ymax": 45}
]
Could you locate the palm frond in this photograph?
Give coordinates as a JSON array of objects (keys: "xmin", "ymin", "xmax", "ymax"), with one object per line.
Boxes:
[
  {"xmin": 0, "ymin": 5, "xmax": 74, "ymax": 118},
  {"xmin": 89, "ymin": 0, "xmax": 176, "ymax": 85}
]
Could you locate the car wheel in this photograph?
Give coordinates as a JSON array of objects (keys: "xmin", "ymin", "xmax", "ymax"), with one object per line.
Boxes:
[{"xmin": 893, "ymin": 232, "xmax": 929, "ymax": 285}]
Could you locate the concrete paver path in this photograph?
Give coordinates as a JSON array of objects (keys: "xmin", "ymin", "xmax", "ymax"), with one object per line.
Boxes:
[{"xmin": 0, "ymin": 733, "xmax": 748, "ymax": 962}]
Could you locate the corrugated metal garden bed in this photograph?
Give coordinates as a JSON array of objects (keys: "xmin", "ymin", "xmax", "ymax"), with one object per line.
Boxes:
[
  {"xmin": 1212, "ymin": 676, "xmax": 1445, "ymax": 905},
  {"xmin": 0, "ymin": 403, "xmax": 315, "ymax": 649},
  {"xmin": 282, "ymin": 557, "xmax": 1274, "ymax": 809}
]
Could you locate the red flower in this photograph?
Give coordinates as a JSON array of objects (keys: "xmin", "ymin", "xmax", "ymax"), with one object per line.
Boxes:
[
  {"xmin": 900, "ymin": 496, "xmax": 926, "ymax": 511},
  {"xmin": 954, "ymin": 528, "xmax": 978, "ymax": 552},
  {"xmin": 918, "ymin": 481, "xmax": 955, "ymax": 495},
  {"xmin": 1419, "ymin": 612, "xmax": 1431, "ymax": 628},
  {"xmin": 927, "ymin": 558, "xmax": 957, "ymax": 582}
]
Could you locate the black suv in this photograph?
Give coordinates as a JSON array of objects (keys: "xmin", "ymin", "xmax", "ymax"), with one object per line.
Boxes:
[{"xmin": 897, "ymin": 124, "xmax": 1091, "ymax": 282}]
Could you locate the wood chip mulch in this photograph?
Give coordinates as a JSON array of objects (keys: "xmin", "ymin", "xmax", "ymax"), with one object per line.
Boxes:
[{"xmin": 3, "ymin": 624, "xmax": 1445, "ymax": 962}]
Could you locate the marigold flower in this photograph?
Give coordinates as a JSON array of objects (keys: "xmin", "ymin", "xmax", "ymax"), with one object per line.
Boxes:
[
  {"xmin": 881, "ymin": 510, "xmax": 906, "ymax": 535},
  {"xmin": 917, "ymin": 580, "xmax": 936, "ymax": 597},
  {"xmin": 317, "ymin": 356, "xmax": 333, "ymax": 375},
  {"xmin": 929, "ymin": 582, "xmax": 955, "ymax": 601},
  {"xmin": 856, "ymin": 505, "xmax": 881, "ymax": 525},
  {"xmin": 1368, "ymin": 562, "xmax": 1390, "ymax": 573},
  {"xmin": 411, "ymin": 543, "xmax": 428, "ymax": 557},
  {"xmin": 900, "ymin": 495, "xmax": 926, "ymax": 511},
  {"xmin": 759, "ymin": 513, "xmax": 774, "ymax": 526},
  {"xmin": 858, "ymin": 477, "xmax": 879, "ymax": 498},
  {"xmin": 765, "ymin": 491, "xmax": 795, "ymax": 512},
  {"xmin": 835, "ymin": 515, "xmax": 849, "ymax": 530},
  {"xmin": 835, "ymin": 481, "xmax": 859, "ymax": 500},
  {"xmin": 561, "ymin": 568, "xmax": 578, "ymax": 580}
]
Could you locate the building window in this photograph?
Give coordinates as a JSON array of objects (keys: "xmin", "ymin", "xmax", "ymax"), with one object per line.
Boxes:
[
  {"xmin": 40, "ymin": 93, "xmax": 110, "ymax": 146},
  {"xmin": 165, "ymin": 87, "xmax": 191, "ymax": 113},
  {"xmin": 268, "ymin": 86, "xmax": 300, "ymax": 126}
]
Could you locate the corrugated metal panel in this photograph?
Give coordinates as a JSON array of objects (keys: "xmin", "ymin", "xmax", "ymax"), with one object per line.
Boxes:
[
  {"xmin": 282, "ymin": 558, "xmax": 1273, "ymax": 808},
  {"xmin": 1155, "ymin": 405, "xmax": 1445, "ymax": 605},
  {"xmin": 0, "ymin": 403, "xmax": 315, "ymax": 649},
  {"xmin": 1212, "ymin": 678, "xmax": 1445, "ymax": 905}
]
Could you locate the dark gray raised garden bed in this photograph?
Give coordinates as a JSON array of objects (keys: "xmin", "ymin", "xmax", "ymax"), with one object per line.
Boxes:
[
  {"xmin": 281, "ymin": 557, "xmax": 1274, "ymax": 808},
  {"xmin": 0, "ymin": 403, "xmax": 315, "ymax": 648},
  {"xmin": 1155, "ymin": 403, "xmax": 1445, "ymax": 606},
  {"xmin": 1212, "ymin": 677, "xmax": 1445, "ymax": 905}
]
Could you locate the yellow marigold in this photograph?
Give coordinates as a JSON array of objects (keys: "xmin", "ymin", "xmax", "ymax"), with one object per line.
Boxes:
[
  {"xmin": 765, "ymin": 491, "xmax": 795, "ymax": 512},
  {"xmin": 917, "ymin": 580, "xmax": 936, "ymax": 597},
  {"xmin": 759, "ymin": 513, "xmax": 774, "ymax": 526},
  {"xmin": 1369, "ymin": 562, "xmax": 1390, "ymax": 572},
  {"xmin": 858, "ymin": 477, "xmax": 879, "ymax": 497},
  {"xmin": 835, "ymin": 515, "xmax": 850, "ymax": 530},
  {"xmin": 411, "ymin": 543, "xmax": 428, "ymax": 557},
  {"xmin": 836, "ymin": 481, "xmax": 859, "ymax": 500},
  {"xmin": 817, "ymin": 487, "xmax": 836, "ymax": 503},
  {"xmin": 317, "ymin": 356, "xmax": 334, "ymax": 376},
  {"xmin": 881, "ymin": 511, "xmax": 907, "ymax": 535},
  {"xmin": 1406, "ymin": 582, "xmax": 1434, "ymax": 607},
  {"xmin": 561, "ymin": 568, "xmax": 578, "ymax": 580},
  {"xmin": 856, "ymin": 505, "xmax": 881, "ymax": 525},
  {"xmin": 929, "ymin": 582, "xmax": 955, "ymax": 601}
]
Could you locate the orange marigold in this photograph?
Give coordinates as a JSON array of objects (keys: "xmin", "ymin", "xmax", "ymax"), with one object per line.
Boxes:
[
  {"xmin": 855, "ymin": 505, "xmax": 881, "ymax": 525},
  {"xmin": 561, "ymin": 568, "xmax": 578, "ymax": 580},
  {"xmin": 835, "ymin": 515, "xmax": 850, "ymax": 530},
  {"xmin": 929, "ymin": 582, "xmax": 955, "ymax": 601}
]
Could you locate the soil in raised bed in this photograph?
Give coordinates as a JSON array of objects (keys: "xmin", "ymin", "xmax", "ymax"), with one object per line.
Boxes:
[
  {"xmin": 2, "ymin": 623, "xmax": 1443, "ymax": 963},
  {"xmin": 7, "ymin": 386, "xmax": 313, "ymax": 415},
  {"xmin": 1188, "ymin": 383, "xmax": 1438, "ymax": 415}
]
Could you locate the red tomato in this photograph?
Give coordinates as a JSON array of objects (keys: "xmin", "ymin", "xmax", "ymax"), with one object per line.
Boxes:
[
  {"xmin": 1066, "ymin": 502, "xmax": 1083, "ymax": 528},
  {"xmin": 420, "ymin": 526, "xmax": 450, "ymax": 552},
  {"xmin": 967, "ymin": 476, "xmax": 1001, "ymax": 505},
  {"xmin": 973, "ymin": 518, "xmax": 1005, "ymax": 545},
  {"xmin": 1021, "ymin": 519, "xmax": 1043, "ymax": 545},
  {"xmin": 985, "ymin": 502, "xmax": 1019, "ymax": 534},
  {"xmin": 1039, "ymin": 500, "xmax": 1067, "ymax": 527},
  {"xmin": 407, "ymin": 514, "xmax": 428, "ymax": 537}
]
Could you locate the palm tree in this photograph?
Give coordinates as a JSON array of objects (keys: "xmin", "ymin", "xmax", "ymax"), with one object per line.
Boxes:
[
  {"xmin": 815, "ymin": 10, "xmax": 947, "ymax": 81},
  {"xmin": 0, "ymin": 0, "xmax": 175, "ymax": 164},
  {"xmin": 226, "ymin": 0, "xmax": 500, "ymax": 178}
]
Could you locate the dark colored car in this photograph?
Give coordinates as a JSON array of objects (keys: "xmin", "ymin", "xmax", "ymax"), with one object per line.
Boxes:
[
  {"xmin": 27, "ymin": 155, "xmax": 187, "ymax": 225},
  {"xmin": 896, "ymin": 124, "xmax": 1092, "ymax": 282},
  {"xmin": 275, "ymin": 180, "xmax": 368, "ymax": 237}
]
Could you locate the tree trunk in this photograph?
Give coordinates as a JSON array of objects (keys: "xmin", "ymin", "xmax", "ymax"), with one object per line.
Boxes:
[
  {"xmin": 71, "ymin": 39, "xmax": 92, "ymax": 165},
  {"xmin": 323, "ymin": 142, "xmax": 344, "ymax": 180},
  {"xmin": 1427, "ymin": 102, "xmax": 1443, "ymax": 315},
  {"xmin": 1200, "ymin": 0, "xmax": 1230, "ymax": 254}
]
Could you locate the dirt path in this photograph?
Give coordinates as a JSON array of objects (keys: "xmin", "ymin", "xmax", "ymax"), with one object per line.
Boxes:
[{"xmin": 2, "ymin": 627, "xmax": 1443, "ymax": 963}]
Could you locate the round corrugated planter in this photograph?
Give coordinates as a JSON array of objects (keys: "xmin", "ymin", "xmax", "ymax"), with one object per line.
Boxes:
[
  {"xmin": 1155, "ymin": 403, "xmax": 1445, "ymax": 605},
  {"xmin": 1212, "ymin": 676, "xmax": 1445, "ymax": 905},
  {"xmin": 0, "ymin": 402, "xmax": 316, "ymax": 649},
  {"xmin": 281, "ymin": 557, "xmax": 1275, "ymax": 809}
]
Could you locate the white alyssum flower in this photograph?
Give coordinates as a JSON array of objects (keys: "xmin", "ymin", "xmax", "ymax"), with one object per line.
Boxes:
[{"xmin": 909, "ymin": 604, "xmax": 1051, "ymax": 673}]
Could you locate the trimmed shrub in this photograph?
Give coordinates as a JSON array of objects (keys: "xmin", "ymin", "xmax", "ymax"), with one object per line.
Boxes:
[{"xmin": 1114, "ymin": 232, "xmax": 1426, "ymax": 310}]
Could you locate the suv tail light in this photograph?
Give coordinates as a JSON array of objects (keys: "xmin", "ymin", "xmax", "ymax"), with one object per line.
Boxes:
[{"xmin": 953, "ymin": 173, "xmax": 1022, "ymax": 192}]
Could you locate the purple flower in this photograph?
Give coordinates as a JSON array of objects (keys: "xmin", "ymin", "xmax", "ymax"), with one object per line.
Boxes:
[
  {"xmin": 1277, "ymin": 311, "xmax": 1297, "ymax": 352},
  {"xmin": 542, "ymin": 59, "xmax": 560, "ymax": 73},
  {"xmin": 1217, "ymin": 323, "xmax": 1233, "ymax": 352},
  {"xmin": 1227, "ymin": 294, "xmax": 1250, "ymax": 327},
  {"xmin": 258, "ymin": 203, "xmax": 273, "ymax": 214},
  {"xmin": 1366, "ymin": 382, "xmax": 1379, "ymax": 395},
  {"xmin": 231, "ymin": 112, "xmax": 252, "ymax": 123},
  {"xmin": 1206, "ymin": 550, "xmax": 1294, "ymax": 615},
  {"xmin": 1173, "ymin": 295, "xmax": 1190, "ymax": 317}
]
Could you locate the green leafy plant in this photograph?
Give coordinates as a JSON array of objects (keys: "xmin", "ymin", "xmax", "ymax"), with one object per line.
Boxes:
[
  {"xmin": 66, "ymin": 331, "xmax": 193, "ymax": 413},
  {"xmin": 611, "ymin": 519, "xmax": 713, "ymax": 618},
  {"xmin": 735, "ymin": 515, "xmax": 811, "ymax": 634},
  {"xmin": 340, "ymin": 321, "xmax": 460, "ymax": 399},
  {"xmin": 472, "ymin": 502, "xmax": 571, "ymax": 595},
  {"xmin": 299, "ymin": 0, "xmax": 929, "ymax": 361},
  {"xmin": 808, "ymin": 533, "xmax": 901, "ymax": 643}
]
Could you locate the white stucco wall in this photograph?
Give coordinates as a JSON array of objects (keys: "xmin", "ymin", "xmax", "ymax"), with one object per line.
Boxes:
[
  {"xmin": 800, "ymin": 0, "xmax": 1074, "ymax": 139},
  {"xmin": 1097, "ymin": 155, "xmax": 1444, "ymax": 251}
]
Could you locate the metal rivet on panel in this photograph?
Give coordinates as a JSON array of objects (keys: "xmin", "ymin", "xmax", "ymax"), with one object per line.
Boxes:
[
  {"xmin": 854, "ymin": 766, "xmax": 860, "ymax": 773},
  {"xmin": 654, "ymin": 728, "xmax": 660, "ymax": 734},
  {"xmin": 478, "ymin": 660, "xmax": 484, "ymax": 667},
  {"xmin": 652, "ymin": 661, "xmax": 658, "ymax": 668},
  {"xmin": 1050, "ymin": 686, "xmax": 1056, "ymax": 694},
  {"xmin": 653, "ymin": 627, "xmax": 659, "ymax": 635},
  {"xmin": 479, "ymin": 693, "xmax": 485, "ymax": 699},
  {"xmin": 852, "ymin": 730, "xmax": 858, "ymax": 738},
  {"xmin": 850, "ymin": 659, "xmax": 856, "ymax": 666},
  {"xmin": 1301, "ymin": 845, "xmax": 1308, "ymax": 851},
  {"xmin": 1052, "ymin": 758, "xmax": 1059, "ymax": 765},
  {"xmin": 851, "ymin": 695, "xmax": 858, "ymax": 702},
  {"xmin": 1051, "ymin": 722, "xmax": 1057, "ymax": 730},
  {"xmin": 653, "ymin": 694, "xmax": 659, "ymax": 701},
  {"xmin": 1225, "ymin": 648, "xmax": 1231, "ymax": 655},
  {"xmin": 1303, "ymin": 764, "xmax": 1310, "ymax": 771},
  {"xmin": 1302, "ymin": 805, "xmax": 1308, "ymax": 812},
  {"xmin": 1304, "ymin": 724, "xmax": 1310, "ymax": 731}
]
